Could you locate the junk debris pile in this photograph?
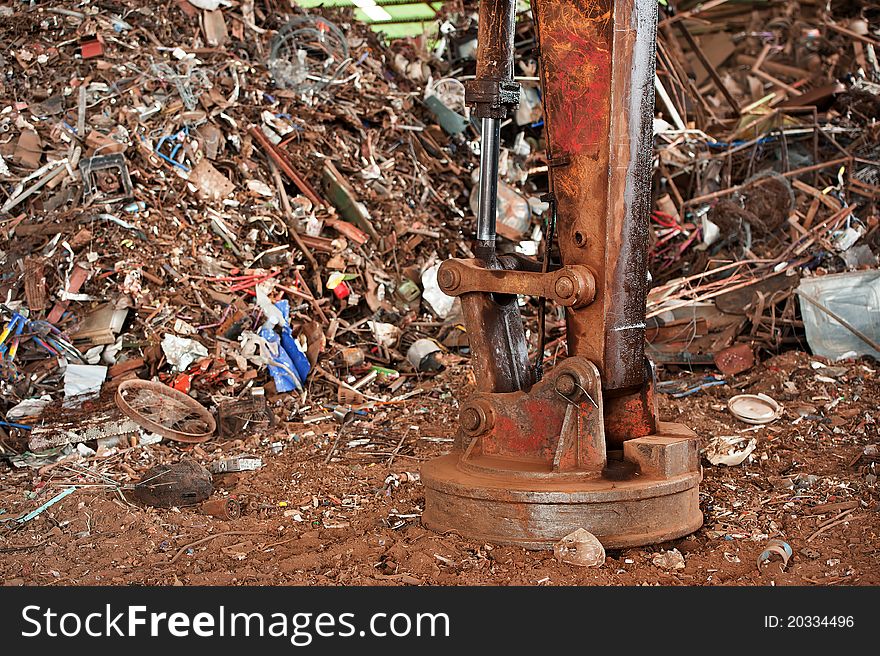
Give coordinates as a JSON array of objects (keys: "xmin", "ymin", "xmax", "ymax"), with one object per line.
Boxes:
[
  {"xmin": 0, "ymin": 2, "xmax": 485, "ymax": 483},
  {"xmin": 645, "ymin": 0, "xmax": 880, "ymax": 370},
  {"xmin": 0, "ymin": 0, "xmax": 878, "ymax": 556}
]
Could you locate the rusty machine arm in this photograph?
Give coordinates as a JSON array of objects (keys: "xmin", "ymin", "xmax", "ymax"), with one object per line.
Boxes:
[{"xmin": 422, "ymin": 0, "xmax": 703, "ymax": 549}]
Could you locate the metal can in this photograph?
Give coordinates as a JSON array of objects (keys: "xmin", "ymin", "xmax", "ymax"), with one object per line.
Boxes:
[
  {"xmin": 200, "ymin": 498, "xmax": 241, "ymax": 520},
  {"xmin": 338, "ymin": 347, "xmax": 365, "ymax": 368}
]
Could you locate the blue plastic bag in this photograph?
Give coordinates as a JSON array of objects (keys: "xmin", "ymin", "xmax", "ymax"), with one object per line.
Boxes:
[
  {"xmin": 258, "ymin": 325, "xmax": 302, "ymax": 393},
  {"xmin": 275, "ymin": 300, "xmax": 311, "ymax": 383}
]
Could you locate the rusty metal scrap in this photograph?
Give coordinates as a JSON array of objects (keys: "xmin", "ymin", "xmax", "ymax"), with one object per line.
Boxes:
[
  {"xmin": 129, "ymin": 459, "xmax": 213, "ymax": 508},
  {"xmin": 116, "ymin": 379, "xmax": 216, "ymax": 443}
]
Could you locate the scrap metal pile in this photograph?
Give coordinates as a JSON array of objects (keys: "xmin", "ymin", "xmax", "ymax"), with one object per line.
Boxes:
[
  {"xmin": 0, "ymin": 2, "xmax": 488, "ymax": 477},
  {"xmin": 0, "ymin": 0, "xmax": 878, "ymax": 503},
  {"xmin": 645, "ymin": 0, "xmax": 880, "ymax": 371}
]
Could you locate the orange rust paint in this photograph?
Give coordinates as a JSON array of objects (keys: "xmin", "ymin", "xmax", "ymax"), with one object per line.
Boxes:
[
  {"xmin": 537, "ymin": 1, "xmax": 612, "ymax": 159},
  {"xmin": 480, "ymin": 395, "xmax": 564, "ymax": 460},
  {"xmin": 534, "ymin": 0, "xmax": 615, "ymax": 380}
]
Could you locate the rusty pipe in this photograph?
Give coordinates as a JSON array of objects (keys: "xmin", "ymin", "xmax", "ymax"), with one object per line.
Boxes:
[
  {"xmin": 601, "ymin": 0, "xmax": 658, "ymax": 394},
  {"xmin": 249, "ymin": 126, "xmax": 325, "ymax": 207},
  {"xmin": 531, "ymin": 0, "xmax": 657, "ymax": 397},
  {"xmin": 475, "ymin": 0, "xmax": 517, "ymax": 83}
]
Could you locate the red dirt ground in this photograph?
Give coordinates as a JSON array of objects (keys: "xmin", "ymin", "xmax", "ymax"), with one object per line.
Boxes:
[{"xmin": 1, "ymin": 351, "xmax": 878, "ymax": 586}]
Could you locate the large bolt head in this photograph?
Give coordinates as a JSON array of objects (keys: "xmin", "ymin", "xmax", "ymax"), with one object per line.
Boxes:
[
  {"xmin": 437, "ymin": 266, "xmax": 459, "ymax": 292},
  {"xmin": 555, "ymin": 373, "xmax": 578, "ymax": 397},
  {"xmin": 460, "ymin": 407, "xmax": 483, "ymax": 432},
  {"xmin": 554, "ymin": 275, "xmax": 576, "ymax": 300},
  {"xmin": 459, "ymin": 401, "xmax": 494, "ymax": 435}
]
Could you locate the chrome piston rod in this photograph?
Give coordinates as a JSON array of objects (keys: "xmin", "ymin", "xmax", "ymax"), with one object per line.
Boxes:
[{"xmin": 476, "ymin": 116, "xmax": 501, "ymax": 258}]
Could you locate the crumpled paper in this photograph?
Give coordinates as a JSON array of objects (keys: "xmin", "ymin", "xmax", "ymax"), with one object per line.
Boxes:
[
  {"xmin": 652, "ymin": 548, "xmax": 686, "ymax": 570},
  {"xmin": 62, "ymin": 363, "xmax": 107, "ymax": 407},
  {"xmin": 368, "ymin": 320, "xmax": 401, "ymax": 348},
  {"xmin": 704, "ymin": 435, "xmax": 757, "ymax": 466},
  {"xmin": 421, "ymin": 262, "xmax": 456, "ymax": 319},
  {"xmin": 553, "ymin": 528, "xmax": 605, "ymax": 568},
  {"xmin": 161, "ymin": 334, "xmax": 209, "ymax": 372}
]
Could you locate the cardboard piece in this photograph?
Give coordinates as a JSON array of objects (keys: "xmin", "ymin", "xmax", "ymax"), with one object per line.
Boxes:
[
  {"xmin": 190, "ymin": 158, "xmax": 235, "ymax": 200},
  {"xmin": 13, "ymin": 130, "xmax": 42, "ymax": 168},
  {"xmin": 203, "ymin": 9, "xmax": 228, "ymax": 47}
]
